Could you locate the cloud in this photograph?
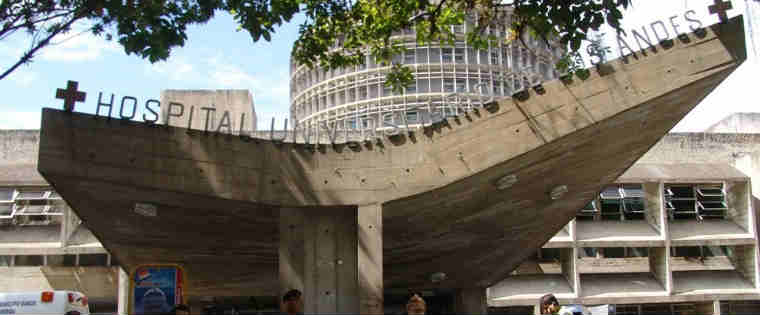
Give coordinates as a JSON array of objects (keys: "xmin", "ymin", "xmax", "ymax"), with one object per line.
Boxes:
[
  {"xmin": 205, "ymin": 56, "xmax": 290, "ymax": 119},
  {"xmin": 0, "ymin": 112, "xmax": 42, "ymax": 129},
  {"xmin": 144, "ymin": 57, "xmax": 196, "ymax": 81},
  {"xmin": 41, "ymin": 32, "xmax": 120, "ymax": 62}
]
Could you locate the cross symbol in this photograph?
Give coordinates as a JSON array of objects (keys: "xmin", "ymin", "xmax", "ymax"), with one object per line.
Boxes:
[
  {"xmin": 55, "ymin": 80, "xmax": 86, "ymax": 112},
  {"xmin": 709, "ymin": 0, "xmax": 733, "ymax": 23}
]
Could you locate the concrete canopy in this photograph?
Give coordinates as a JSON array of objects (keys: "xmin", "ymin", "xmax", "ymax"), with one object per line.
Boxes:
[{"xmin": 37, "ymin": 17, "xmax": 746, "ymax": 297}]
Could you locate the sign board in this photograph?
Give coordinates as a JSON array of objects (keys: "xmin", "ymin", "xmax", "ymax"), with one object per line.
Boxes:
[{"xmin": 129, "ymin": 264, "xmax": 185, "ymax": 315}]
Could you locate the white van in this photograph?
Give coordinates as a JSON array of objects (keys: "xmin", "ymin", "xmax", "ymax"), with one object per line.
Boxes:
[{"xmin": 0, "ymin": 291, "xmax": 90, "ymax": 315}]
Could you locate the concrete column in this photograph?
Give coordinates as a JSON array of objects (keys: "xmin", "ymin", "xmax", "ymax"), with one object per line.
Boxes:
[
  {"xmin": 358, "ymin": 204, "xmax": 383, "ymax": 314},
  {"xmin": 729, "ymin": 244, "xmax": 759, "ymax": 288},
  {"xmin": 279, "ymin": 204, "xmax": 383, "ymax": 314},
  {"xmin": 117, "ymin": 267, "xmax": 129, "ymax": 315},
  {"xmin": 713, "ymin": 300, "xmax": 722, "ymax": 315},
  {"xmin": 567, "ymin": 218, "xmax": 577, "ymax": 242},
  {"xmin": 560, "ymin": 247, "xmax": 580, "ymax": 297},
  {"xmin": 649, "ymin": 247, "xmax": 672, "ymax": 294},
  {"xmin": 60, "ymin": 206, "xmax": 79, "ymax": 246},
  {"xmin": 453, "ymin": 288, "xmax": 487, "ymax": 314},
  {"xmin": 643, "ymin": 182, "xmax": 663, "ymax": 235}
]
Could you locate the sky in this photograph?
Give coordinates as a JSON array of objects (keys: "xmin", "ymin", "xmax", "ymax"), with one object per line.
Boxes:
[{"xmin": 0, "ymin": 0, "xmax": 758, "ymax": 131}]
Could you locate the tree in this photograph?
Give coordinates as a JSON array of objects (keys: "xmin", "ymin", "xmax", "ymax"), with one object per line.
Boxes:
[{"xmin": 1, "ymin": 0, "xmax": 632, "ymax": 88}]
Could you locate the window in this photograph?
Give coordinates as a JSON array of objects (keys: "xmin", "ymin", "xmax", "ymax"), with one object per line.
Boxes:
[
  {"xmin": 405, "ymin": 82, "xmax": 417, "ymax": 94},
  {"xmin": 417, "ymin": 79, "xmax": 429, "ymax": 93},
  {"xmin": 383, "ymin": 83, "xmax": 393, "ymax": 97},
  {"xmin": 359, "ymin": 86, "xmax": 368, "ymax": 100},
  {"xmin": 479, "ymin": 50, "xmax": 488, "ymax": 65},
  {"xmin": 15, "ymin": 255, "xmax": 44, "ymax": 266},
  {"xmin": 454, "ymin": 48, "xmax": 465, "ymax": 63},
  {"xmin": 672, "ymin": 246, "xmax": 702, "ymax": 258},
  {"xmin": 0, "ymin": 204, "xmax": 12, "ymax": 217},
  {"xmin": 63, "ymin": 254, "xmax": 77, "ymax": 266},
  {"xmin": 416, "ymin": 48, "xmax": 428, "ymax": 63},
  {"xmin": 455, "ymin": 79, "xmax": 466, "ymax": 92},
  {"xmin": 672, "ymin": 246, "xmax": 729, "ymax": 258},
  {"xmin": 467, "ymin": 48, "xmax": 477, "ymax": 63},
  {"xmin": 599, "ymin": 184, "xmax": 645, "ymax": 220},
  {"xmin": 442, "ymin": 48, "xmax": 453, "ymax": 63},
  {"xmin": 429, "ymin": 48, "xmax": 441, "ymax": 63},
  {"xmin": 346, "ymin": 119, "xmax": 357, "ymax": 130},
  {"xmin": 404, "ymin": 49, "xmax": 415, "ymax": 64},
  {"xmin": 696, "ymin": 185, "xmax": 727, "ymax": 219},
  {"xmin": 578, "ymin": 247, "xmax": 598, "ymax": 258},
  {"xmin": 361, "ymin": 117, "xmax": 373, "ymax": 129},
  {"xmin": 665, "ymin": 185, "xmax": 698, "ymax": 220},
  {"xmin": 0, "ymin": 256, "xmax": 11, "ymax": 267},
  {"xmin": 406, "ymin": 111, "xmax": 419, "ymax": 124},
  {"xmin": 430, "ymin": 78, "xmax": 442, "ymax": 92},
  {"xmin": 383, "ymin": 113, "xmax": 394, "ymax": 125},
  {"xmin": 443, "ymin": 79, "xmax": 455, "ymax": 93},
  {"xmin": 15, "ymin": 189, "xmax": 48, "ymax": 200},
  {"xmin": 491, "ymin": 50, "xmax": 499, "ymax": 65},
  {"xmin": 0, "ymin": 188, "xmax": 14, "ymax": 202}
]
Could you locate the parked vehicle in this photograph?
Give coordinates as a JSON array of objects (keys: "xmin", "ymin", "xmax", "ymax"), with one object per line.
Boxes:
[{"xmin": 0, "ymin": 291, "xmax": 90, "ymax": 315}]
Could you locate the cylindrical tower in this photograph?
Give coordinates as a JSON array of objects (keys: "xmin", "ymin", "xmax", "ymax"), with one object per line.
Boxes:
[{"xmin": 289, "ymin": 13, "xmax": 562, "ymax": 133}]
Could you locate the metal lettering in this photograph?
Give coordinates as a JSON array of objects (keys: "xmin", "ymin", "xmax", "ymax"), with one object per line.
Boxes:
[
  {"xmin": 143, "ymin": 99, "xmax": 160, "ymax": 123},
  {"xmin": 617, "ymin": 35, "xmax": 636, "ymax": 57},
  {"xmin": 167, "ymin": 102, "xmax": 185, "ymax": 128},
  {"xmin": 650, "ymin": 20, "xmax": 671, "ymax": 42},
  {"xmin": 186, "ymin": 106, "xmax": 195, "ymax": 130},
  {"xmin": 684, "ymin": 10, "xmax": 703, "ymax": 32},
  {"xmin": 669, "ymin": 15, "xmax": 683, "ymax": 36},
  {"xmin": 631, "ymin": 27, "xmax": 654, "ymax": 51},
  {"xmin": 200, "ymin": 107, "xmax": 215, "ymax": 132},
  {"xmin": 217, "ymin": 110, "xmax": 232, "ymax": 134},
  {"xmin": 96, "ymin": 92, "xmax": 114, "ymax": 117},
  {"xmin": 119, "ymin": 96, "xmax": 137, "ymax": 120},
  {"xmin": 320, "ymin": 121, "xmax": 340, "ymax": 144}
]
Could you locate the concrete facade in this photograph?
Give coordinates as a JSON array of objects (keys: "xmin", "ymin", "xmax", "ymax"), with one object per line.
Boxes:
[
  {"xmin": 160, "ymin": 89, "xmax": 257, "ymax": 134},
  {"xmin": 490, "ymin": 131, "xmax": 760, "ymax": 314},
  {"xmin": 26, "ymin": 15, "xmax": 749, "ymax": 315},
  {"xmin": 0, "ymin": 130, "xmax": 119, "ymax": 313},
  {"xmin": 705, "ymin": 113, "xmax": 760, "ymax": 133}
]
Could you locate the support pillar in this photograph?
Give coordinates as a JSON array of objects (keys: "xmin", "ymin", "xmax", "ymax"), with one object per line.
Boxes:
[
  {"xmin": 60, "ymin": 206, "xmax": 79, "ymax": 246},
  {"xmin": 453, "ymin": 288, "xmax": 487, "ymax": 314},
  {"xmin": 280, "ymin": 204, "xmax": 383, "ymax": 314},
  {"xmin": 713, "ymin": 300, "xmax": 722, "ymax": 315},
  {"xmin": 117, "ymin": 267, "xmax": 129, "ymax": 315}
]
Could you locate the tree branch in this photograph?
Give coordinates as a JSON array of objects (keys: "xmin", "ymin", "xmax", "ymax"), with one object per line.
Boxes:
[{"xmin": 0, "ymin": 11, "xmax": 84, "ymax": 81}]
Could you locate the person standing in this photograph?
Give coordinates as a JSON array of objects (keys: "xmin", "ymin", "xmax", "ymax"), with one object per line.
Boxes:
[
  {"xmin": 539, "ymin": 294, "xmax": 561, "ymax": 315},
  {"xmin": 281, "ymin": 289, "xmax": 303, "ymax": 315},
  {"xmin": 405, "ymin": 291, "xmax": 426, "ymax": 315}
]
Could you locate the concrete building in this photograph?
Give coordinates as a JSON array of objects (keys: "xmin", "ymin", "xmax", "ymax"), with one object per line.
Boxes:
[
  {"xmin": 489, "ymin": 132, "xmax": 760, "ymax": 314},
  {"xmin": 289, "ymin": 9, "xmax": 560, "ymax": 133},
  {"xmin": 705, "ymin": 112, "xmax": 760, "ymax": 133},
  {"xmin": 0, "ymin": 130, "xmax": 119, "ymax": 314},
  {"xmin": 31, "ymin": 16, "xmax": 747, "ymax": 315}
]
